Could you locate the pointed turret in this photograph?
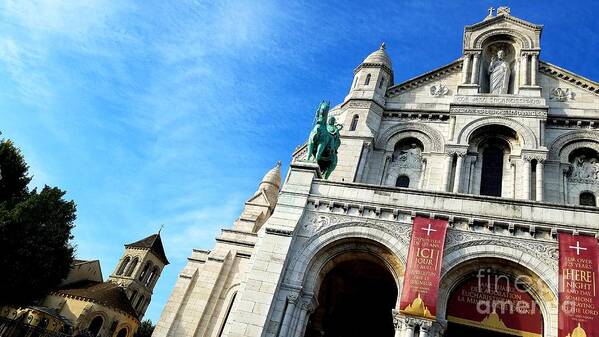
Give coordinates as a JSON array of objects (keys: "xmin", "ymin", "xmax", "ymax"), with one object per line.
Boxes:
[
  {"xmin": 233, "ymin": 162, "xmax": 282, "ymax": 232},
  {"xmin": 346, "ymin": 43, "xmax": 394, "ymax": 106}
]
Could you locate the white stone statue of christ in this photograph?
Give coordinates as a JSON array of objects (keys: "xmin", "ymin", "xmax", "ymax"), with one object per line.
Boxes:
[{"xmin": 488, "ymin": 50, "xmax": 510, "ymax": 94}]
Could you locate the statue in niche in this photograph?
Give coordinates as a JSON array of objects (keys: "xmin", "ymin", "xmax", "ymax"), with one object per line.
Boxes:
[
  {"xmin": 488, "ymin": 50, "xmax": 511, "ymax": 94},
  {"xmin": 571, "ymin": 155, "xmax": 599, "ymax": 181},
  {"xmin": 393, "ymin": 144, "xmax": 422, "ymax": 168}
]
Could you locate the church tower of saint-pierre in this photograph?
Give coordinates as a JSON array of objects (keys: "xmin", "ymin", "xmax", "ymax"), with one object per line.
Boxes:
[{"xmin": 153, "ymin": 8, "xmax": 599, "ymax": 337}]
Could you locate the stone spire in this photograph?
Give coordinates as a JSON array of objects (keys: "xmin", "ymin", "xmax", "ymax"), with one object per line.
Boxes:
[{"xmin": 233, "ymin": 162, "xmax": 282, "ymax": 232}]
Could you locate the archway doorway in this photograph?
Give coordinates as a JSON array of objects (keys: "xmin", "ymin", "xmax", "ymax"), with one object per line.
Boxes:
[
  {"xmin": 304, "ymin": 257, "xmax": 398, "ymax": 337},
  {"xmin": 443, "ymin": 260, "xmax": 547, "ymax": 337}
]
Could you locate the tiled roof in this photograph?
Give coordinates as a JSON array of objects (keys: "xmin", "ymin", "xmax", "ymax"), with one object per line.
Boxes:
[
  {"xmin": 55, "ymin": 281, "xmax": 138, "ymax": 320},
  {"xmin": 125, "ymin": 234, "xmax": 169, "ymax": 265}
]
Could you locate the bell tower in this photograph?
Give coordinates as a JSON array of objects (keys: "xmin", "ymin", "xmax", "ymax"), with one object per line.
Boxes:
[{"xmin": 109, "ymin": 231, "xmax": 169, "ymax": 318}]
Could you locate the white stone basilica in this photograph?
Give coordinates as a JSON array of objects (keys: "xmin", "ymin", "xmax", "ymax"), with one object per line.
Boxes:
[{"xmin": 153, "ymin": 8, "xmax": 599, "ymax": 337}]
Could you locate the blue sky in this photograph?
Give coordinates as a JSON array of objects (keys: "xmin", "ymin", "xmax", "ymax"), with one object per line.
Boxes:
[{"xmin": 1, "ymin": 0, "xmax": 598, "ymax": 323}]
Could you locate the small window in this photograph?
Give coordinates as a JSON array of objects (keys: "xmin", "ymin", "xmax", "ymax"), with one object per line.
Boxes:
[
  {"xmin": 378, "ymin": 77, "xmax": 385, "ymax": 89},
  {"xmin": 350, "ymin": 115, "xmax": 359, "ymax": 131},
  {"xmin": 580, "ymin": 192, "xmax": 596, "ymax": 206},
  {"xmin": 352, "ymin": 76, "xmax": 358, "ymax": 88},
  {"xmin": 364, "ymin": 74, "xmax": 371, "ymax": 85},
  {"xmin": 396, "ymin": 175, "xmax": 410, "ymax": 188}
]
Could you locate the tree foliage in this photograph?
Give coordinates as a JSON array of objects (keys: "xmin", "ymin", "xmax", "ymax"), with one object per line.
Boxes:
[
  {"xmin": 134, "ymin": 319, "xmax": 155, "ymax": 337},
  {"xmin": 0, "ymin": 139, "xmax": 77, "ymax": 304}
]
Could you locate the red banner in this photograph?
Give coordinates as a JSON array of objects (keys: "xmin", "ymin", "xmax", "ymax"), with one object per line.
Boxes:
[
  {"xmin": 447, "ymin": 277, "xmax": 543, "ymax": 337},
  {"xmin": 399, "ymin": 216, "xmax": 448, "ymax": 319},
  {"xmin": 559, "ymin": 233, "xmax": 599, "ymax": 337}
]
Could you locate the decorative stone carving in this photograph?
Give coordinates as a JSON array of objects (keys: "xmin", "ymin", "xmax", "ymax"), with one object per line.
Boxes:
[
  {"xmin": 392, "ymin": 144, "xmax": 422, "ymax": 168},
  {"xmin": 429, "ymin": 84, "xmax": 449, "ymax": 97},
  {"xmin": 547, "ymin": 130, "xmax": 599, "ymax": 161},
  {"xmin": 377, "ymin": 122, "xmax": 445, "ymax": 152},
  {"xmin": 444, "ymin": 230, "xmax": 558, "ymax": 272},
  {"xmin": 496, "ymin": 6, "xmax": 511, "ymax": 16},
  {"xmin": 570, "ymin": 155, "xmax": 599, "ymax": 183},
  {"xmin": 550, "ymin": 87, "xmax": 575, "ymax": 101}
]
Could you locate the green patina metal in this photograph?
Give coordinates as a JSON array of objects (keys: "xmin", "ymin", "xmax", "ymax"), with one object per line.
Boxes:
[{"xmin": 307, "ymin": 100, "xmax": 343, "ymax": 179}]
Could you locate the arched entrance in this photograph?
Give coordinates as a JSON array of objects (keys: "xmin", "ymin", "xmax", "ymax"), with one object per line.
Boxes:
[
  {"xmin": 304, "ymin": 250, "xmax": 399, "ymax": 337},
  {"xmin": 441, "ymin": 258, "xmax": 553, "ymax": 337}
]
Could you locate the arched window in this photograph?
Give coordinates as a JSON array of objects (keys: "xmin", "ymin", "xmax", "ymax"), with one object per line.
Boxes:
[
  {"xmin": 116, "ymin": 328, "xmax": 128, "ymax": 337},
  {"xmin": 350, "ymin": 115, "xmax": 359, "ymax": 131},
  {"xmin": 135, "ymin": 295, "xmax": 145, "ymax": 311},
  {"xmin": 146, "ymin": 266, "xmax": 160, "ymax": 287},
  {"xmin": 88, "ymin": 316, "xmax": 103, "ymax": 336},
  {"xmin": 364, "ymin": 74, "xmax": 371, "ymax": 85},
  {"xmin": 378, "ymin": 77, "xmax": 385, "ymax": 89},
  {"xmin": 480, "ymin": 146, "xmax": 504, "ymax": 197},
  {"xmin": 130, "ymin": 289, "xmax": 138, "ymax": 303},
  {"xmin": 116, "ymin": 257, "xmax": 130, "ymax": 275},
  {"xmin": 396, "ymin": 175, "xmax": 410, "ymax": 188},
  {"xmin": 125, "ymin": 258, "xmax": 138, "ymax": 277},
  {"xmin": 580, "ymin": 192, "xmax": 596, "ymax": 206},
  {"xmin": 139, "ymin": 261, "xmax": 152, "ymax": 281},
  {"xmin": 217, "ymin": 292, "xmax": 237, "ymax": 337},
  {"xmin": 352, "ymin": 75, "xmax": 358, "ymax": 88}
]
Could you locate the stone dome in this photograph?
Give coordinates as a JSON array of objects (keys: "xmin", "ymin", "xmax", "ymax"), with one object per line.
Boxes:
[
  {"xmin": 261, "ymin": 161, "xmax": 282, "ymax": 189},
  {"xmin": 363, "ymin": 43, "xmax": 392, "ymax": 69}
]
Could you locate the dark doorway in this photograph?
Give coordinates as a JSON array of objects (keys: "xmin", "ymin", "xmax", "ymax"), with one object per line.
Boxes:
[
  {"xmin": 446, "ymin": 322, "xmax": 516, "ymax": 337},
  {"xmin": 304, "ymin": 258, "xmax": 397, "ymax": 337},
  {"xmin": 480, "ymin": 146, "xmax": 504, "ymax": 196}
]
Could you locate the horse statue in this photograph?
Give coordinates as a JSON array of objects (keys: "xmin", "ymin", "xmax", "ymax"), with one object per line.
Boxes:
[{"xmin": 306, "ymin": 100, "xmax": 343, "ymax": 179}]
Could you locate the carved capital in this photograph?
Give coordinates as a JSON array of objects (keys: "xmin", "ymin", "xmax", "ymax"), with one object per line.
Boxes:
[{"xmin": 287, "ymin": 291, "xmax": 300, "ymax": 304}]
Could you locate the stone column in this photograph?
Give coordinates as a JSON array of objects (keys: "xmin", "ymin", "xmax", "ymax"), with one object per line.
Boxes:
[
  {"xmin": 453, "ymin": 152, "xmax": 466, "ymax": 193},
  {"xmin": 467, "ymin": 155, "xmax": 477, "ymax": 194},
  {"xmin": 470, "ymin": 52, "xmax": 481, "ymax": 84},
  {"xmin": 419, "ymin": 159, "xmax": 428, "ymax": 189},
  {"xmin": 448, "ymin": 116, "xmax": 456, "ymax": 141},
  {"xmin": 293, "ymin": 299, "xmax": 315, "ymax": 337},
  {"xmin": 442, "ymin": 153, "xmax": 454, "ymax": 192},
  {"xmin": 392, "ymin": 310, "xmax": 405, "ymax": 337},
  {"xmin": 522, "ymin": 158, "xmax": 532, "ymax": 200},
  {"xmin": 562, "ymin": 164, "xmax": 571, "ymax": 203},
  {"xmin": 540, "ymin": 120, "xmax": 545, "ymax": 147},
  {"xmin": 403, "ymin": 320, "xmax": 415, "ymax": 337},
  {"xmin": 535, "ymin": 159, "xmax": 544, "ymax": 201},
  {"xmin": 279, "ymin": 292, "xmax": 299, "ymax": 337},
  {"xmin": 531, "ymin": 53, "xmax": 538, "ymax": 86},
  {"xmin": 419, "ymin": 321, "xmax": 433, "ymax": 337},
  {"xmin": 461, "ymin": 53, "xmax": 471, "ymax": 84},
  {"xmin": 520, "ymin": 53, "xmax": 529, "ymax": 86},
  {"xmin": 380, "ymin": 154, "xmax": 392, "ymax": 185}
]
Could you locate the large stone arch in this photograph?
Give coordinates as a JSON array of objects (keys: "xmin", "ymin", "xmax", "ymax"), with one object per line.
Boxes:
[
  {"xmin": 376, "ymin": 122, "xmax": 445, "ymax": 153},
  {"xmin": 284, "ymin": 221, "xmax": 409, "ymax": 297},
  {"xmin": 548, "ymin": 130, "xmax": 599, "ymax": 162},
  {"xmin": 473, "ymin": 28, "xmax": 534, "ymax": 49},
  {"xmin": 456, "ymin": 116, "xmax": 538, "ymax": 148},
  {"xmin": 438, "ymin": 242, "xmax": 558, "ymax": 337}
]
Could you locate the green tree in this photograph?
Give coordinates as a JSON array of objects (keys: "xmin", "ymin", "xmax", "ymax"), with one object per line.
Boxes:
[
  {"xmin": 0, "ymin": 139, "xmax": 77, "ymax": 304},
  {"xmin": 134, "ymin": 319, "xmax": 155, "ymax": 337}
]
